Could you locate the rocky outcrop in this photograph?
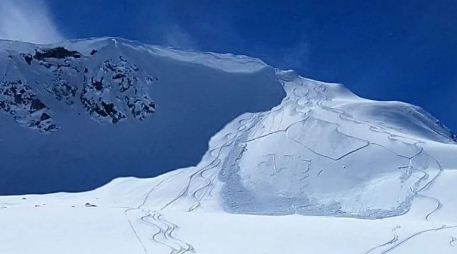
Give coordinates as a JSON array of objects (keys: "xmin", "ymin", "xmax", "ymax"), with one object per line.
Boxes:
[
  {"xmin": 0, "ymin": 80, "xmax": 56, "ymax": 133},
  {"xmin": 1, "ymin": 46, "xmax": 157, "ymax": 132}
]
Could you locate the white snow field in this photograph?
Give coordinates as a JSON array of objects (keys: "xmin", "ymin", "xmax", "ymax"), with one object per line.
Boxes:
[{"xmin": 1, "ymin": 38, "xmax": 457, "ymax": 254}]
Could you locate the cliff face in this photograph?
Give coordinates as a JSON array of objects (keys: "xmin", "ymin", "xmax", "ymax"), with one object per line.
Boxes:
[{"xmin": 0, "ymin": 38, "xmax": 284, "ymax": 194}]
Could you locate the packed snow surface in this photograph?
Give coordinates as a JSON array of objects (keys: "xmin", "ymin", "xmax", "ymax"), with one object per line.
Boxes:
[{"xmin": 1, "ymin": 38, "xmax": 457, "ymax": 254}]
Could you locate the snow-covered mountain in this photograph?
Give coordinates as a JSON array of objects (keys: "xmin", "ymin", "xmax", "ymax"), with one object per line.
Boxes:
[{"xmin": 1, "ymin": 38, "xmax": 457, "ymax": 254}]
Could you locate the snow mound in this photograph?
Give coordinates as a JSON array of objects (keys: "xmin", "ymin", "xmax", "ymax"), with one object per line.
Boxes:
[{"xmin": 134, "ymin": 70, "xmax": 457, "ymax": 219}]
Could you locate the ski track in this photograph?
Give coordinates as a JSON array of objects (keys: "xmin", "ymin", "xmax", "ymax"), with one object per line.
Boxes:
[
  {"xmin": 123, "ymin": 170, "xmax": 193, "ymax": 254},
  {"xmin": 124, "ymin": 208, "xmax": 148, "ymax": 254},
  {"xmin": 364, "ymin": 225, "xmax": 401, "ymax": 254},
  {"xmin": 142, "ymin": 211, "xmax": 194, "ymax": 254},
  {"xmin": 416, "ymin": 194, "xmax": 443, "ymax": 221},
  {"xmin": 379, "ymin": 225, "xmax": 457, "ymax": 254}
]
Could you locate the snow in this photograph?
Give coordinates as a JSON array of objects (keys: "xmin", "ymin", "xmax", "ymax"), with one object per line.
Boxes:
[
  {"xmin": 145, "ymin": 45, "xmax": 268, "ymax": 74},
  {"xmin": 0, "ymin": 206, "xmax": 145, "ymax": 254},
  {"xmin": 59, "ymin": 37, "xmax": 268, "ymax": 74},
  {"xmin": 1, "ymin": 38, "xmax": 457, "ymax": 253},
  {"xmin": 1, "ymin": 192, "xmax": 457, "ymax": 254}
]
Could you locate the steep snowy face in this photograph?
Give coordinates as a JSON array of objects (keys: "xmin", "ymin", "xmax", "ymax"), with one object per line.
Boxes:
[
  {"xmin": 0, "ymin": 38, "xmax": 284, "ymax": 194},
  {"xmin": 136, "ymin": 70, "xmax": 457, "ymax": 219},
  {"xmin": 0, "ymin": 38, "xmax": 272, "ymax": 133}
]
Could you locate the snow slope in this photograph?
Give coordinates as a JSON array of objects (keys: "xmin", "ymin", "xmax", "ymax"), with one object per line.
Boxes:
[{"xmin": 1, "ymin": 38, "xmax": 457, "ymax": 254}]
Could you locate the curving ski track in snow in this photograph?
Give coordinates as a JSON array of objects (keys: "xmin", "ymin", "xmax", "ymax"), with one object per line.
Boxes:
[
  {"xmin": 380, "ymin": 225, "xmax": 457, "ymax": 254},
  {"xmin": 141, "ymin": 211, "xmax": 194, "ymax": 254},
  {"xmin": 364, "ymin": 225, "xmax": 401, "ymax": 254},
  {"xmin": 124, "ymin": 170, "xmax": 193, "ymax": 254},
  {"xmin": 416, "ymin": 194, "xmax": 443, "ymax": 221}
]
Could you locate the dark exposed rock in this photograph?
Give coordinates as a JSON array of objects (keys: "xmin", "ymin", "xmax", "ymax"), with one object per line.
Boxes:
[
  {"xmin": 31, "ymin": 99, "xmax": 46, "ymax": 111},
  {"xmin": 146, "ymin": 76, "xmax": 158, "ymax": 85},
  {"xmin": 125, "ymin": 96, "xmax": 156, "ymax": 120},
  {"xmin": 33, "ymin": 47, "xmax": 81, "ymax": 60},
  {"xmin": 23, "ymin": 54, "xmax": 33, "ymax": 65},
  {"xmin": 9, "ymin": 49, "xmax": 157, "ymax": 130},
  {"xmin": 0, "ymin": 80, "xmax": 57, "ymax": 133},
  {"xmin": 50, "ymin": 81, "xmax": 78, "ymax": 105},
  {"xmin": 79, "ymin": 55, "xmax": 156, "ymax": 123},
  {"xmin": 40, "ymin": 112, "xmax": 51, "ymax": 121},
  {"xmin": 43, "ymin": 124, "xmax": 57, "ymax": 132},
  {"xmin": 92, "ymin": 80, "xmax": 104, "ymax": 91},
  {"xmin": 80, "ymin": 79, "xmax": 127, "ymax": 124},
  {"xmin": 102, "ymin": 57, "xmax": 139, "ymax": 92},
  {"xmin": 93, "ymin": 104, "xmax": 108, "ymax": 117},
  {"xmin": 112, "ymin": 73, "xmax": 126, "ymax": 80}
]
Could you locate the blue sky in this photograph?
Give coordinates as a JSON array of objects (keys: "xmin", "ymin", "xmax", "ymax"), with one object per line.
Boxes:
[{"xmin": 1, "ymin": 0, "xmax": 456, "ymax": 130}]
